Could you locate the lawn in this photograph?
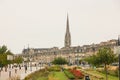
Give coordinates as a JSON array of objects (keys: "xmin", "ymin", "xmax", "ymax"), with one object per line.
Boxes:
[
  {"xmin": 85, "ymin": 70, "xmax": 118, "ymax": 80},
  {"xmin": 24, "ymin": 69, "xmax": 49, "ymax": 80},
  {"xmin": 24, "ymin": 66, "xmax": 68, "ymax": 80},
  {"xmin": 49, "ymin": 71, "xmax": 68, "ymax": 80}
]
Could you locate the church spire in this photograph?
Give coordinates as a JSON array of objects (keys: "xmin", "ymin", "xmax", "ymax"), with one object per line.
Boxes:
[
  {"xmin": 66, "ymin": 14, "xmax": 69, "ymax": 33},
  {"xmin": 65, "ymin": 14, "xmax": 71, "ymax": 48}
]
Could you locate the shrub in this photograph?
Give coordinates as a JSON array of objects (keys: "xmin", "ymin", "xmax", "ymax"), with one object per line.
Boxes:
[
  {"xmin": 52, "ymin": 57, "xmax": 68, "ymax": 65},
  {"xmin": 48, "ymin": 65, "xmax": 61, "ymax": 71},
  {"xmin": 77, "ymin": 66, "xmax": 82, "ymax": 69}
]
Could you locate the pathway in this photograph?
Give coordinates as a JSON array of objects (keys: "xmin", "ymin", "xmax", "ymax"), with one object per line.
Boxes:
[{"xmin": 0, "ymin": 66, "xmax": 44, "ymax": 80}]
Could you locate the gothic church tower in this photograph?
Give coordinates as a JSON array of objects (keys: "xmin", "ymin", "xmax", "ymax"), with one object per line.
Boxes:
[{"xmin": 64, "ymin": 14, "xmax": 71, "ymax": 48}]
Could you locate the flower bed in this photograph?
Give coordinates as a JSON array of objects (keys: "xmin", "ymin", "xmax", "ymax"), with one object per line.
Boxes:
[{"xmin": 69, "ymin": 69, "xmax": 84, "ymax": 79}]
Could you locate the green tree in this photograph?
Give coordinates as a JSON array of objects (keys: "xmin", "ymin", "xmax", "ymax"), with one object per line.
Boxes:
[
  {"xmin": 52, "ymin": 57, "xmax": 68, "ymax": 65},
  {"xmin": 0, "ymin": 45, "xmax": 14, "ymax": 67},
  {"xmin": 13, "ymin": 56, "xmax": 23, "ymax": 64},
  {"xmin": 0, "ymin": 45, "xmax": 7, "ymax": 54},
  {"xmin": 97, "ymin": 47, "xmax": 117, "ymax": 80},
  {"xmin": 84, "ymin": 54, "xmax": 99, "ymax": 66},
  {"xmin": 6, "ymin": 50, "xmax": 13, "ymax": 55},
  {"xmin": 0, "ymin": 54, "xmax": 9, "ymax": 66},
  {"xmin": 84, "ymin": 47, "xmax": 117, "ymax": 80}
]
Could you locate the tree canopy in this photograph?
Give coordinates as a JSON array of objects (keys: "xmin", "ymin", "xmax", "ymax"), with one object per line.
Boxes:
[
  {"xmin": 84, "ymin": 47, "xmax": 117, "ymax": 80},
  {"xmin": 13, "ymin": 56, "xmax": 23, "ymax": 64},
  {"xmin": 0, "ymin": 45, "xmax": 12, "ymax": 66},
  {"xmin": 52, "ymin": 57, "xmax": 68, "ymax": 65}
]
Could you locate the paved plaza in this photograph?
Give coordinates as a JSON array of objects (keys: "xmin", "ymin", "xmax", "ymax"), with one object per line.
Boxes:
[{"xmin": 0, "ymin": 66, "xmax": 44, "ymax": 80}]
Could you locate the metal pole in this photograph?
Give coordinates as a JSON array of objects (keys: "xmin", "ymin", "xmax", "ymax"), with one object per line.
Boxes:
[
  {"xmin": 9, "ymin": 65, "xmax": 11, "ymax": 78},
  {"xmin": 30, "ymin": 60, "xmax": 32, "ymax": 71},
  {"xmin": 118, "ymin": 54, "xmax": 120, "ymax": 80}
]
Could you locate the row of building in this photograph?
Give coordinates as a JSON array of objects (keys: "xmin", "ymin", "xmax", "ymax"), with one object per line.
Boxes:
[{"xmin": 20, "ymin": 15, "xmax": 118, "ymax": 65}]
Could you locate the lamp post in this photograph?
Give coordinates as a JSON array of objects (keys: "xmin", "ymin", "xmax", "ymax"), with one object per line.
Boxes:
[
  {"xmin": 7, "ymin": 55, "xmax": 13, "ymax": 78},
  {"xmin": 77, "ymin": 54, "xmax": 79, "ymax": 66},
  {"xmin": 118, "ymin": 35, "xmax": 120, "ymax": 80},
  {"xmin": 69, "ymin": 55, "xmax": 71, "ymax": 65},
  {"xmin": 118, "ymin": 47, "xmax": 120, "ymax": 80},
  {"xmin": 30, "ymin": 58, "xmax": 32, "ymax": 71},
  {"xmin": 115, "ymin": 35, "xmax": 120, "ymax": 80},
  {"xmin": 39, "ymin": 59, "xmax": 41, "ymax": 69},
  {"xmin": 118, "ymin": 53, "xmax": 120, "ymax": 80},
  {"xmin": 117, "ymin": 46, "xmax": 120, "ymax": 80},
  {"xmin": 77, "ymin": 49, "xmax": 80, "ymax": 66},
  {"xmin": 23, "ymin": 57, "xmax": 27, "ymax": 73}
]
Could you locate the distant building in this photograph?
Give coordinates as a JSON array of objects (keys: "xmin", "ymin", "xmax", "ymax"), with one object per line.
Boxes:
[{"xmin": 21, "ymin": 15, "xmax": 118, "ymax": 64}]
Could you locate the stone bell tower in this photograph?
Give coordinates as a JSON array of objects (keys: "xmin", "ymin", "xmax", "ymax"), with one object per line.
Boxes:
[{"xmin": 64, "ymin": 14, "xmax": 71, "ymax": 48}]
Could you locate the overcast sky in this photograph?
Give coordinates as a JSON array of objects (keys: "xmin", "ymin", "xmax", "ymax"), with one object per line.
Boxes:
[{"xmin": 0, "ymin": 0, "xmax": 120, "ymax": 54}]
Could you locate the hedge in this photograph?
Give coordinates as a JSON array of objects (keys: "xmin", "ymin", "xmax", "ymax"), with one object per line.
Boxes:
[{"xmin": 64, "ymin": 69, "xmax": 75, "ymax": 79}]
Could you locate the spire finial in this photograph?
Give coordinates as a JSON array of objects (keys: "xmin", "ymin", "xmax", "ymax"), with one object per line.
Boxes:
[{"xmin": 66, "ymin": 13, "xmax": 69, "ymax": 32}]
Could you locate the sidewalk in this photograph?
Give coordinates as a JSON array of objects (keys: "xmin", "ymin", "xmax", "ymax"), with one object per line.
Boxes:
[
  {"xmin": 0, "ymin": 66, "xmax": 44, "ymax": 80},
  {"xmin": 20, "ymin": 67, "xmax": 44, "ymax": 80}
]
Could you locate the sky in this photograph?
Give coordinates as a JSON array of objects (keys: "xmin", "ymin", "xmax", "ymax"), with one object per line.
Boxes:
[{"xmin": 0, "ymin": 0, "xmax": 120, "ymax": 54}]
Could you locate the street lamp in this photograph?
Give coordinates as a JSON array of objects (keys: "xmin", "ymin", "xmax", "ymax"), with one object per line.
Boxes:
[
  {"xmin": 23, "ymin": 57, "xmax": 28, "ymax": 73},
  {"xmin": 118, "ymin": 35, "xmax": 120, "ymax": 80},
  {"xmin": 30, "ymin": 57, "xmax": 32, "ymax": 71},
  {"xmin": 117, "ymin": 46, "xmax": 120, "ymax": 80},
  {"xmin": 69, "ymin": 55, "xmax": 71, "ymax": 65},
  {"xmin": 77, "ymin": 54, "xmax": 79, "ymax": 66},
  {"xmin": 118, "ymin": 53, "xmax": 120, "ymax": 80},
  {"xmin": 39, "ymin": 59, "xmax": 41, "ymax": 69},
  {"xmin": 77, "ymin": 49, "xmax": 80, "ymax": 66},
  {"xmin": 7, "ymin": 55, "xmax": 13, "ymax": 78}
]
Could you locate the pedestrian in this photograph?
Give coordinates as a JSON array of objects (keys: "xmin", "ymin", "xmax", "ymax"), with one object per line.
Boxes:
[
  {"xmin": 25, "ymin": 65, "xmax": 27, "ymax": 73},
  {"xmin": 19, "ymin": 65, "xmax": 21, "ymax": 70},
  {"xmin": 15, "ymin": 66, "xmax": 17, "ymax": 73}
]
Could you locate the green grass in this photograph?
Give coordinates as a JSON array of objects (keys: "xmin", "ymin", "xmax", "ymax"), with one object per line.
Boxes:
[
  {"xmin": 36, "ymin": 77, "xmax": 48, "ymax": 80},
  {"xmin": 24, "ymin": 69, "xmax": 49, "ymax": 80},
  {"xmin": 49, "ymin": 71, "xmax": 68, "ymax": 80},
  {"xmin": 25, "ymin": 69, "xmax": 68, "ymax": 80},
  {"xmin": 85, "ymin": 70, "xmax": 118, "ymax": 80}
]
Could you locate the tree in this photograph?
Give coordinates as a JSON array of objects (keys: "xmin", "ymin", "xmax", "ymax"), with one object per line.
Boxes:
[
  {"xmin": 13, "ymin": 56, "xmax": 23, "ymax": 64},
  {"xmin": 52, "ymin": 57, "xmax": 68, "ymax": 65},
  {"xmin": 0, "ymin": 45, "xmax": 14, "ymax": 67},
  {"xmin": 0, "ymin": 45, "xmax": 7, "ymax": 54},
  {"xmin": 84, "ymin": 47, "xmax": 117, "ymax": 80},
  {"xmin": 6, "ymin": 50, "xmax": 13, "ymax": 55},
  {"xmin": 84, "ymin": 54, "xmax": 99, "ymax": 66},
  {"xmin": 0, "ymin": 54, "xmax": 9, "ymax": 67},
  {"xmin": 97, "ymin": 47, "xmax": 117, "ymax": 80}
]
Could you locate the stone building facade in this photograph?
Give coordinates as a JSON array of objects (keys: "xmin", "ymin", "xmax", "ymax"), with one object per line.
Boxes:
[{"xmin": 21, "ymin": 16, "xmax": 118, "ymax": 65}]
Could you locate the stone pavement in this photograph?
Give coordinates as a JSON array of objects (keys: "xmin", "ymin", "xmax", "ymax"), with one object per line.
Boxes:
[{"xmin": 0, "ymin": 66, "xmax": 44, "ymax": 80}]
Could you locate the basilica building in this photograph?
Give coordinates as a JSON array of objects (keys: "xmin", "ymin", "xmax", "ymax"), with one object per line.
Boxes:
[{"xmin": 21, "ymin": 15, "xmax": 117, "ymax": 65}]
